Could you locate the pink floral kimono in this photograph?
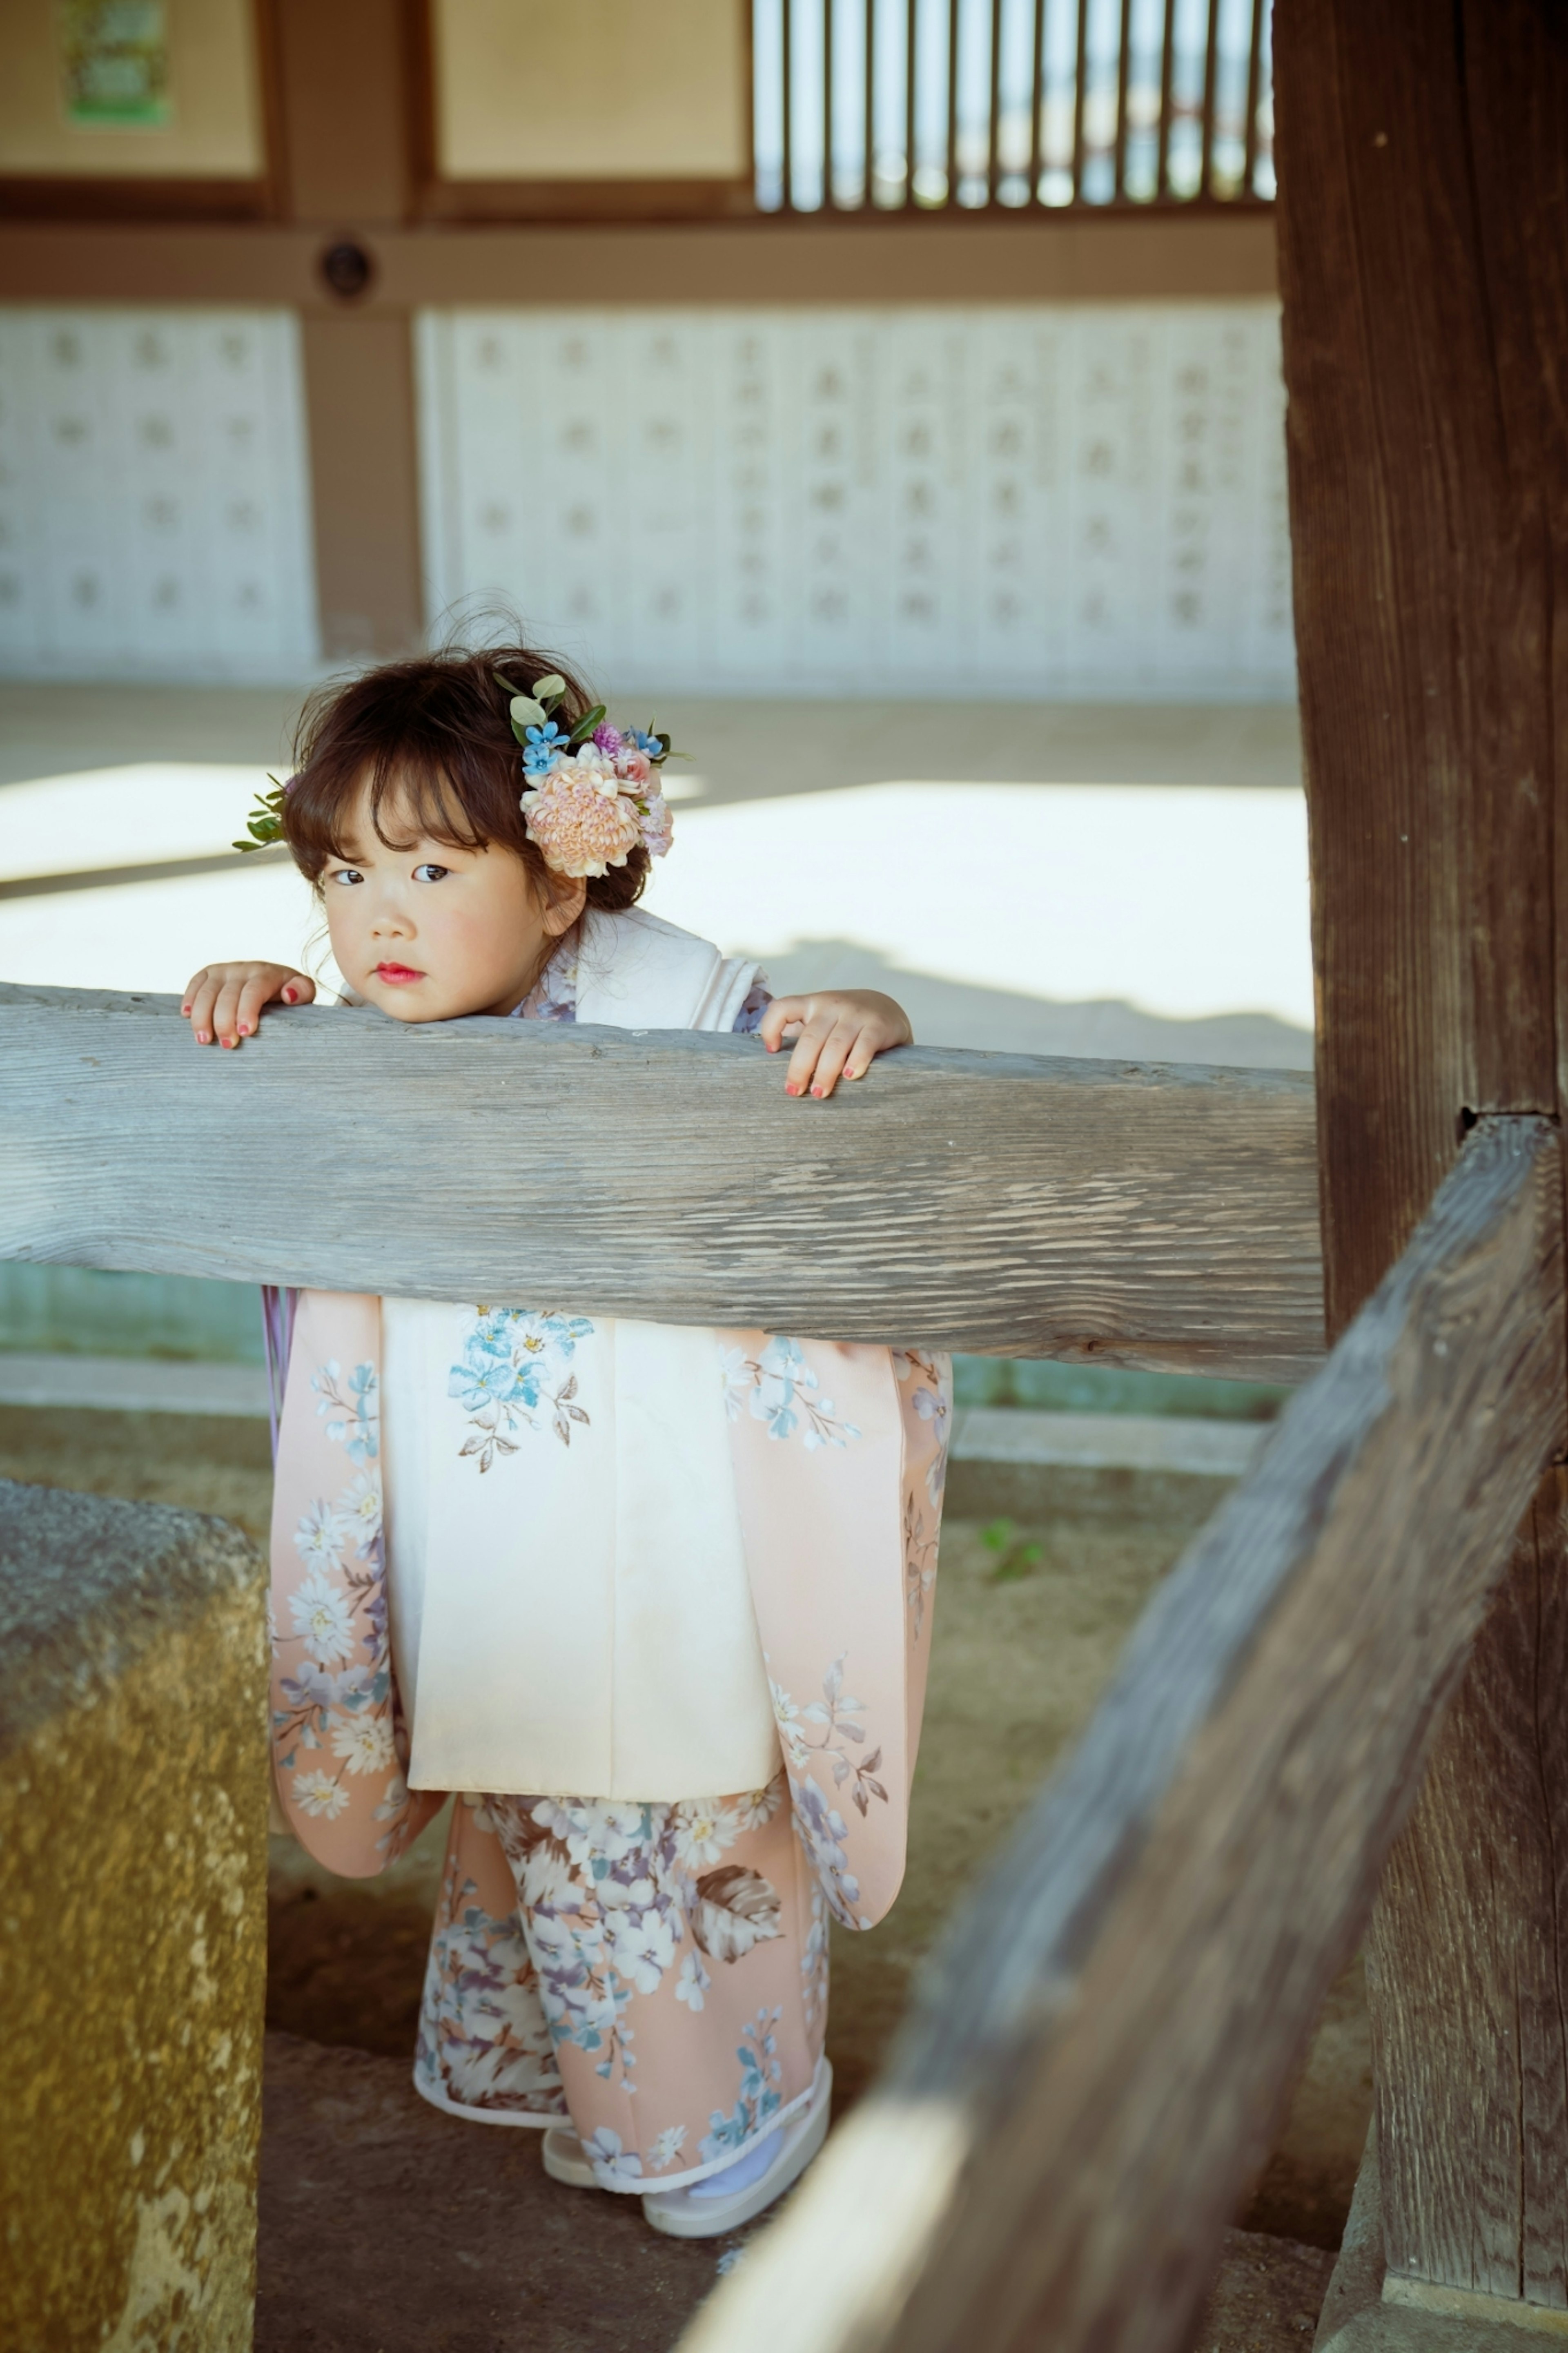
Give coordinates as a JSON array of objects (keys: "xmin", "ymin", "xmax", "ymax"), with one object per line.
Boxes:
[{"xmin": 267, "ymin": 909, "xmax": 951, "ymax": 2194}]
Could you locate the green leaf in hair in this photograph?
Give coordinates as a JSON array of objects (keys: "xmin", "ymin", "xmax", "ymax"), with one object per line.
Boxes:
[{"xmin": 234, "ymin": 772, "xmax": 289, "ymax": 854}]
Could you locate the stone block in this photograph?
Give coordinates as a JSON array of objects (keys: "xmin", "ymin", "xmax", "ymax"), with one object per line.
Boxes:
[{"xmin": 0, "ymin": 1478, "xmax": 269, "ymax": 2353}]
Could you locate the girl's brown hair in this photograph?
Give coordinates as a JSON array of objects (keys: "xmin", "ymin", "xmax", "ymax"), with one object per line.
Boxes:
[{"xmin": 282, "ymin": 639, "xmax": 649, "ymax": 913}]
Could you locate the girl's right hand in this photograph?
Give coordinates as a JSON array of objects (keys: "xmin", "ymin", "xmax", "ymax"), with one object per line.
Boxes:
[{"xmin": 182, "ymin": 962, "xmax": 314, "ymax": 1048}]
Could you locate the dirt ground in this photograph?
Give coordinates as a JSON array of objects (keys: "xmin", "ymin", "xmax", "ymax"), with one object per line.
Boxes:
[
  {"xmin": 257, "ymin": 2030, "xmax": 1335, "ymax": 2353},
  {"xmin": 3, "ymin": 1401, "xmax": 1371, "ymax": 2336}
]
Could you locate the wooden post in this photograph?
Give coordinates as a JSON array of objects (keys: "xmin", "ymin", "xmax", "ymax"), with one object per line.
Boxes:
[
  {"xmin": 1275, "ymin": 0, "xmax": 1568, "ymax": 2328},
  {"xmin": 272, "ymin": 0, "xmax": 426, "ymax": 660}
]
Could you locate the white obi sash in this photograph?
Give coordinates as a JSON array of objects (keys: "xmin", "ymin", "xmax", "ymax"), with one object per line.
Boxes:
[{"xmin": 381, "ymin": 906, "xmax": 777, "ymax": 1800}]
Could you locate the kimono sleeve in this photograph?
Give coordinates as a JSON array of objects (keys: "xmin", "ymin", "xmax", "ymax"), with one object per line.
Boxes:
[
  {"xmin": 268, "ymin": 1289, "xmax": 442, "ymax": 1876},
  {"xmin": 724, "ymin": 1335, "xmax": 952, "ymax": 1933}
]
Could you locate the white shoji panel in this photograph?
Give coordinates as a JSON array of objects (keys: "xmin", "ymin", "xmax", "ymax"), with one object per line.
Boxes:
[
  {"xmin": 417, "ymin": 303, "xmax": 1295, "ymax": 702},
  {"xmin": 0, "ymin": 308, "xmax": 319, "ymax": 682}
]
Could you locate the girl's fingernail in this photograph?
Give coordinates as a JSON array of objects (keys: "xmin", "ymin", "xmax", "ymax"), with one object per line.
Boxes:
[
  {"xmin": 196, "ymin": 1030, "xmax": 209, "ymax": 1043},
  {"xmin": 180, "ymin": 1005, "xmax": 190, "ymax": 1015},
  {"xmin": 785, "ymin": 1083, "xmax": 800, "ymax": 1097},
  {"xmin": 283, "ymin": 988, "xmax": 296, "ymax": 1003},
  {"xmin": 811, "ymin": 1085, "xmax": 823, "ymax": 1098},
  {"xmin": 239, "ymin": 1024, "xmax": 251, "ymax": 1036}
]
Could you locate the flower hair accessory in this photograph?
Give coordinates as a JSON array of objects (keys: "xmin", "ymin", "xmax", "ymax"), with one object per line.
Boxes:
[{"xmin": 501, "ymin": 669, "xmax": 677, "ymax": 880}]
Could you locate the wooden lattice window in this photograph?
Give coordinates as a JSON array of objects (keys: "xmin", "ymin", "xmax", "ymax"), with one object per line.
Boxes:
[{"xmin": 752, "ymin": 0, "xmax": 1275, "ymax": 214}]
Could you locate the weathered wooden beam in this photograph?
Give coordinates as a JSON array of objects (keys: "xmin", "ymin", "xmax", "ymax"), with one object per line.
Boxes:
[
  {"xmin": 1276, "ymin": 0, "xmax": 1568, "ymax": 2324},
  {"xmin": 1368, "ymin": 1476, "xmax": 1568, "ymax": 2317},
  {"xmin": 677, "ymin": 1115, "xmax": 1566, "ymax": 2353},
  {"xmin": 1279, "ymin": 0, "xmax": 1562, "ymax": 1340},
  {"xmin": 0, "ymin": 982, "xmax": 1325, "ymax": 1377}
]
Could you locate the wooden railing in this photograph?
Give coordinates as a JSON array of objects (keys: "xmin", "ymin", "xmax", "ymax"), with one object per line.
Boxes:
[
  {"xmin": 754, "ymin": 0, "xmax": 1276, "ymax": 214},
  {"xmin": 680, "ymin": 1114, "xmax": 1566, "ymax": 2353},
  {"xmin": 0, "ymin": 983, "xmax": 1322, "ymax": 1381}
]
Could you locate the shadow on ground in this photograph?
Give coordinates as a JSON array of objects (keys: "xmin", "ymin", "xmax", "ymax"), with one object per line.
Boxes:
[{"xmin": 0, "ymin": 1403, "xmax": 1365, "ymax": 2349}]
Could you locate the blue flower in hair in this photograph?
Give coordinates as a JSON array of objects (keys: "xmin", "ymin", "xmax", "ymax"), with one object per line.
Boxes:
[{"xmin": 523, "ymin": 720, "xmax": 568, "ymax": 774}]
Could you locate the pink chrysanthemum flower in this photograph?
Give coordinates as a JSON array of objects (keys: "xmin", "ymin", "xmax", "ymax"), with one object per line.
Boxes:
[{"xmin": 521, "ymin": 764, "xmax": 642, "ymax": 878}]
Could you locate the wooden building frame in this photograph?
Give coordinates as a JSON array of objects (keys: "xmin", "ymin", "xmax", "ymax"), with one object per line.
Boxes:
[{"xmin": 0, "ymin": 0, "xmax": 1275, "ymax": 229}]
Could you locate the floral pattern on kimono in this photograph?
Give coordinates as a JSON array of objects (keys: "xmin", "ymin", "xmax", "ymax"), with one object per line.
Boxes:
[
  {"xmin": 269, "ymin": 1290, "xmax": 443, "ymax": 1873},
  {"xmin": 270, "ymin": 1305, "xmax": 952, "ymax": 1916},
  {"xmin": 413, "ymin": 1775, "xmax": 824, "ymax": 2191},
  {"xmin": 718, "ymin": 1334, "xmax": 953, "ymax": 1934},
  {"xmin": 720, "ymin": 1335, "xmax": 863, "ymax": 1448},
  {"xmin": 448, "ymin": 1307, "xmax": 594, "ymax": 1466},
  {"xmin": 488, "ymin": 1779, "xmax": 787, "ymax": 2078},
  {"xmin": 415, "ymin": 1802, "xmax": 564, "ymax": 2119}
]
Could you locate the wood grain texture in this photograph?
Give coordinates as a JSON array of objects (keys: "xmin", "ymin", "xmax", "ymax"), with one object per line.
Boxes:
[
  {"xmin": 0, "ymin": 982, "xmax": 1325, "ymax": 1374},
  {"xmin": 677, "ymin": 1117, "xmax": 1566, "ymax": 2353},
  {"xmin": 1275, "ymin": 0, "xmax": 1562, "ymax": 1340},
  {"xmin": 1370, "ymin": 1474, "xmax": 1568, "ymax": 2309},
  {"xmin": 1276, "ymin": 0, "xmax": 1568, "ymax": 2314}
]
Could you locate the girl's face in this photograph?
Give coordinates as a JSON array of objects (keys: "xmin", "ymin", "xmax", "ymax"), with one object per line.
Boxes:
[{"xmin": 320, "ymin": 777, "xmax": 585, "ymax": 1024}]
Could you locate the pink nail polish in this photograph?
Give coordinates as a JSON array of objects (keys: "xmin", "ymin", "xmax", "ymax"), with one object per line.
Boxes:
[
  {"xmin": 196, "ymin": 1031, "xmax": 209, "ymax": 1044},
  {"xmin": 283, "ymin": 988, "xmax": 296, "ymax": 1004},
  {"xmin": 239, "ymin": 1024, "xmax": 251, "ymax": 1036},
  {"xmin": 785, "ymin": 1084, "xmax": 799, "ymax": 1097},
  {"xmin": 811, "ymin": 1085, "xmax": 823, "ymax": 1098}
]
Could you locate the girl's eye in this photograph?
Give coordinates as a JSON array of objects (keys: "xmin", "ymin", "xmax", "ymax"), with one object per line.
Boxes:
[
  {"xmin": 328, "ymin": 867, "xmax": 364, "ymax": 887},
  {"xmin": 413, "ymin": 863, "xmax": 450, "ymax": 883}
]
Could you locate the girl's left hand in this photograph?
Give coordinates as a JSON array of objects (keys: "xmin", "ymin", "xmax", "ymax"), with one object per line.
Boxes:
[{"xmin": 758, "ymin": 990, "xmax": 913, "ymax": 1099}]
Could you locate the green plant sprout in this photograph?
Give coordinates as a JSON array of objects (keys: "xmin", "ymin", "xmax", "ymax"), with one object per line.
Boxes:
[{"xmin": 980, "ymin": 1518, "xmax": 1045, "ymax": 1584}]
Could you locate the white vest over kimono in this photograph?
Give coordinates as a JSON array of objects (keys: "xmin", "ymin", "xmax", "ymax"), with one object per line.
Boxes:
[{"xmin": 384, "ymin": 908, "xmax": 773, "ymax": 1800}]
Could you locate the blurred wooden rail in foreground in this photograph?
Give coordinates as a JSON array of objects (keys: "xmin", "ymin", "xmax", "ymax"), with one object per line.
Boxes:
[
  {"xmin": 0, "ymin": 980, "xmax": 1324, "ymax": 1381},
  {"xmin": 680, "ymin": 1115, "xmax": 1567, "ymax": 2353}
]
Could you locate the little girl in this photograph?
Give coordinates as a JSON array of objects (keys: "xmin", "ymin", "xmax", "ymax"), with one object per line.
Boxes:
[{"xmin": 185, "ymin": 644, "xmax": 951, "ymax": 2237}]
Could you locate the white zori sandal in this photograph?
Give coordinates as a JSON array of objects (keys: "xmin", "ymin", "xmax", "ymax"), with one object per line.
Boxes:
[
  {"xmin": 641, "ymin": 2059, "xmax": 833, "ymax": 2239},
  {"xmin": 541, "ymin": 2124, "xmax": 599, "ymax": 2189}
]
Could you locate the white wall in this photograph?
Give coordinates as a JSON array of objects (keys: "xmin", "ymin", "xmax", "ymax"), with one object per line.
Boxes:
[
  {"xmin": 0, "ymin": 308, "xmax": 318, "ymax": 682},
  {"xmin": 417, "ymin": 302, "xmax": 1294, "ymax": 701}
]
